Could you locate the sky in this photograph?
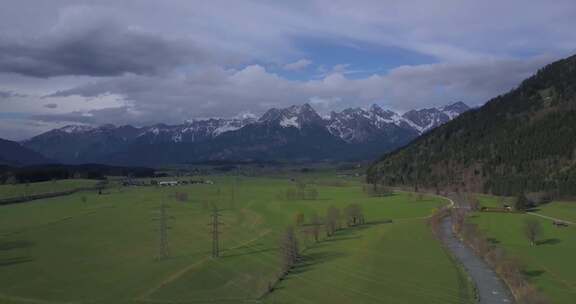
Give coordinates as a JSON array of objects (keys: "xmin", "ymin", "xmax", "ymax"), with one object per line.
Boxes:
[{"xmin": 1, "ymin": 0, "xmax": 576, "ymax": 140}]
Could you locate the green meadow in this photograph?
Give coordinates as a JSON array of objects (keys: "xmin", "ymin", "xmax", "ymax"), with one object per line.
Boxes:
[
  {"xmin": 0, "ymin": 175, "xmax": 473, "ymax": 304},
  {"xmin": 473, "ymin": 196, "xmax": 576, "ymax": 303}
]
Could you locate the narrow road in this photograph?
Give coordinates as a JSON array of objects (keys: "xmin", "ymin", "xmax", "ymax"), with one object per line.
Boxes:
[
  {"xmin": 527, "ymin": 212, "xmax": 575, "ymax": 225},
  {"xmin": 439, "ymin": 195, "xmax": 514, "ymax": 304}
]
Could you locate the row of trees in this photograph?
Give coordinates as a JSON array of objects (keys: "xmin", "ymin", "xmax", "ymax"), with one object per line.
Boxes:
[
  {"xmin": 284, "ymin": 182, "xmax": 319, "ymax": 200},
  {"xmin": 362, "ymin": 183, "xmax": 392, "ymax": 197},
  {"xmin": 0, "ymin": 164, "xmax": 155, "ymax": 184},
  {"xmin": 293, "ymin": 203, "xmax": 366, "ymax": 239},
  {"xmin": 272, "ymin": 203, "xmax": 367, "ymax": 295}
]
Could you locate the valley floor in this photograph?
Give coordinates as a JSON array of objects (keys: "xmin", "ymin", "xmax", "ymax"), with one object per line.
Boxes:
[{"xmin": 0, "ymin": 174, "xmax": 473, "ymax": 304}]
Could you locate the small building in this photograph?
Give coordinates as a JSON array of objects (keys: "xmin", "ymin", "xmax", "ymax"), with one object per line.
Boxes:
[{"xmin": 159, "ymin": 181, "xmax": 179, "ymax": 187}]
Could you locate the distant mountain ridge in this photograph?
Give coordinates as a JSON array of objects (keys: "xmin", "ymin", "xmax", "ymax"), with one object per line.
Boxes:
[
  {"xmin": 0, "ymin": 138, "xmax": 50, "ymax": 166},
  {"xmin": 367, "ymin": 54, "xmax": 576, "ymax": 196},
  {"xmin": 23, "ymin": 102, "xmax": 469, "ymax": 165}
]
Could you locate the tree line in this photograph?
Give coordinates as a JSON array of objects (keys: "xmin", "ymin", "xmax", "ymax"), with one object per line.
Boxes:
[{"xmin": 269, "ymin": 203, "xmax": 367, "ymax": 295}]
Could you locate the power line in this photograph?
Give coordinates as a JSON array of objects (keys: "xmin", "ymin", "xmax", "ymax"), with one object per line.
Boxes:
[
  {"xmin": 155, "ymin": 201, "xmax": 171, "ymax": 260},
  {"xmin": 209, "ymin": 205, "xmax": 223, "ymax": 258}
]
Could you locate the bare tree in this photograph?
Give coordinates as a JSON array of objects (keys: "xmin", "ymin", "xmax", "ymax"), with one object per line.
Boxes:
[
  {"xmin": 451, "ymin": 208, "xmax": 468, "ymax": 233},
  {"xmin": 325, "ymin": 206, "xmax": 340, "ymax": 236},
  {"xmin": 280, "ymin": 226, "xmax": 299, "ymax": 274},
  {"xmin": 345, "ymin": 203, "xmax": 365, "ymax": 226},
  {"xmin": 294, "ymin": 212, "xmax": 305, "ymax": 226},
  {"xmin": 468, "ymin": 194, "xmax": 480, "ymax": 211},
  {"xmin": 309, "ymin": 213, "xmax": 322, "ymax": 242},
  {"xmin": 523, "ymin": 219, "xmax": 542, "ymax": 246}
]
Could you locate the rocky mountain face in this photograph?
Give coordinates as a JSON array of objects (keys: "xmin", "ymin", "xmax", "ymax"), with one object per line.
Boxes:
[
  {"xmin": 367, "ymin": 54, "xmax": 576, "ymax": 196},
  {"xmin": 401, "ymin": 101, "xmax": 470, "ymax": 133},
  {"xmin": 23, "ymin": 102, "xmax": 468, "ymax": 165}
]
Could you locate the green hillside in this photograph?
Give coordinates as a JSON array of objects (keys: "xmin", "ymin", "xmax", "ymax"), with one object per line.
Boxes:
[{"xmin": 368, "ymin": 54, "xmax": 576, "ymax": 196}]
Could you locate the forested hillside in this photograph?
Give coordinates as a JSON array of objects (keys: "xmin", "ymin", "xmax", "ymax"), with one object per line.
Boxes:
[{"xmin": 367, "ymin": 54, "xmax": 576, "ymax": 196}]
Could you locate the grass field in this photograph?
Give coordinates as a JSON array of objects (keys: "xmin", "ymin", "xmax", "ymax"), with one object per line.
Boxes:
[
  {"xmin": 474, "ymin": 194, "xmax": 516, "ymax": 209},
  {"xmin": 0, "ymin": 179, "xmax": 100, "ymax": 200},
  {"xmin": 470, "ymin": 199, "xmax": 576, "ymax": 303},
  {"xmin": 0, "ymin": 175, "xmax": 473, "ymax": 304},
  {"xmin": 537, "ymin": 201, "xmax": 576, "ymax": 223}
]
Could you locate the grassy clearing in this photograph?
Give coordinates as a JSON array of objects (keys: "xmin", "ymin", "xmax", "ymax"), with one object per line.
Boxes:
[
  {"xmin": 470, "ymin": 207, "xmax": 576, "ymax": 303},
  {"xmin": 475, "ymin": 194, "xmax": 516, "ymax": 208},
  {"xmin": 0, "ymin": 175, "xmax": 472, "ymax": 304},
  {"xmin": 0, "ymin": 179, "xmax": 99, "ymax": 200},
  {"xmin": 536, "ymin": 201, "xmax": 576, "ymax": 223}
]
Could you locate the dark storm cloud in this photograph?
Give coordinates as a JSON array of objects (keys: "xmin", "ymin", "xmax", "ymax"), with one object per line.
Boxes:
[
  {"xmin": 32, "ymin": 106, "xmax": 149, "ymax": 125},
  {"xmin": 0, "ymin": 22, "xmax": 203, "ymax": 78},
  {"xmin": 0, "ymin": 90, "xmax": 26, "ymax": 98},
  {"xmin": 32, "ymin": 111, "xmax": 96, "ymax": 123}
]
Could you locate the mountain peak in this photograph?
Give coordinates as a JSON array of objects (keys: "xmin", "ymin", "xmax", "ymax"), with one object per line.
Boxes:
[
  {"xmin": 259, "ymin": 103, "xmax": 323, "ymax": 128},
  {"xmin": 440, "ymin": 101, "xmax": 470, "ymax": 115},
  {"xmin": 369, "ymin": 104, "xmax": 382, "ymax": 112},
  {"xmin": 59, "ymin": 125, "xmax": 95, "ymax": 134}
]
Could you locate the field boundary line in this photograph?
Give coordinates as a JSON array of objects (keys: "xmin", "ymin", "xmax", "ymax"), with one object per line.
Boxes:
[
  {"xmin": 0, "ymin": 292, "xmax": 76, "ymax": 304},
  {"xmin": 1, "ymin": 206, "xmax": 115, "ymax": 238},
  {"xmin": 136, "ymin": 229, "xmax": 271, "ymax": 301},
  {"xmin": 526, "ymin": 212, "xmax": 575, "ymax": 225}
]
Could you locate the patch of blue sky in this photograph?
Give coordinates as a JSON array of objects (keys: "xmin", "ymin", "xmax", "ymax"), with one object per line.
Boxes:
[
  {"xmin": 282, "ymin": 36, "xmax": 438, "ymax": 80},
  {"xmin": 0, "ymin": 112, "xmax": 30, "ymax": 119}
]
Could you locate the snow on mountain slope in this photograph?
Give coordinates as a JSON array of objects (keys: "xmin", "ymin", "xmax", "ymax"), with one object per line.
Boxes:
[
  {"xmin": 23, "ymin": 102, "xmax": 469, "ymax": 164},
  {"xmin": 401, "ymin": 102, "xmax": 470, "ymax": 133},
  {"xmin": 325, "ymin": 102, "xmax": 468, "ymax": 143},
  {"xmin": 259, "ymin": 104, "xmax": 325, "ymax": 129}
]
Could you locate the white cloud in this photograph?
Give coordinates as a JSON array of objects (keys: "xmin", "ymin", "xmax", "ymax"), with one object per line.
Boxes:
[
  {"xmin": 0, "ymin": 0, "xmax": 575, "ymax": 139},
  {"xmin": 35, "ymin": 56, "xmax": 550, "ymax": 126},
  {"xmin": 283, "ymin": 59, "xmax": 312, "ymax": 71}
]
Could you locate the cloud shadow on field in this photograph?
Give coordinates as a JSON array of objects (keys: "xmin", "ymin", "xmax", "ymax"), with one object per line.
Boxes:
[
  {"xmin": 536, "ymin": 238, "xmax": 561, "ymax": 246},
  {"xmin": 487, "ymin": 237, "xmax": 500, "ymax": 244},
  {"xmin": 522, "ymin": 269, "xmax": 546, "ymax": 278},
  {"xmin": 0, "ymin": 240, "xmax": 35, "ymax": 268},
  {"xmin": 287, "ymin": 250, "xmax": 348, "ymax": 276},
  {"xmin": 0, "ymin": 240, "xmax": 35, "ymax": 251},
  {"xmin": 0, "ymin": 256, "xmax": 34, "ymax": 267}
]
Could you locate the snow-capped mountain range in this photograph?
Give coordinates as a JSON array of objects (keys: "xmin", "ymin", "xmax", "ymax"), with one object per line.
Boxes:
[{"xmin": 23, "ymin": 102, "xmax": 469, "ymax": 165}]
